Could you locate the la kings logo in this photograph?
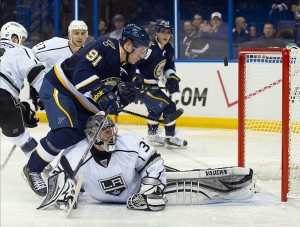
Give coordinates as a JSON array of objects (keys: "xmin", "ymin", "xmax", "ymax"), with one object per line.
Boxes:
[{"xmin": 98, "ymin": 174, "xmax": 127, "ymax": 196}]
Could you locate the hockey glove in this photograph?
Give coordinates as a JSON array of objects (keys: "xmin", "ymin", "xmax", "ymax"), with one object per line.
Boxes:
[
  {"xmin": 132, "ymin": 74, "xmax": 146, "ymax": 92},
  {"xmin": 165, "ymin": 74, "xmax": 181, "ymax": 94},
  {"xmin": 30, "ymin": 86, "xmax": 44, "ymax": 110},
  {"xmin": 127, "ymin": 177, "xmax": 166, "ymax": 211},
  {"xmin": 117, "ymin": 82, "xmax": 137, "ymax": 106},
  {"xmin": 91, "ymin": 84, "xmax": 122, "ymax": 114},
  {"xmin": 19, "ymin": 101, "xmax": 39, "ymax": 128}
]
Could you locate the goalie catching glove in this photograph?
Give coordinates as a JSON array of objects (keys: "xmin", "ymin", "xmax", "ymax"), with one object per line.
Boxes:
[
  {"xmin": 127, "ymin": 177, "xmax": 166, "ymax": 211},
  {"xmin": 165, "ymin": 74, "xmax": 180, "ymax": 94},
  {"xmin": 19, "ymin": 101, "xmax": 39, "ymax": 128},
  {"xmin": 91, "ymin": 84, "xmax": 122, "ymax": 114}
]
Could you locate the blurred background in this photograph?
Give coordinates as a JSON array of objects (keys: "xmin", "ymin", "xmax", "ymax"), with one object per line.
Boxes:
[{"xmin": 0, "ymin": 0, "xmax": 296, "ymax": 61}]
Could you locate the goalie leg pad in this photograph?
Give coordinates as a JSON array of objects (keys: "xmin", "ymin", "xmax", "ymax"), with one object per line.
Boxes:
[
  {"xmin": 37, "ymin": 170, "xmax": 77, "ymax": 210},
  {"xmin": 164, "ymin": 167, "xmax": 257, "ymax": 205}
]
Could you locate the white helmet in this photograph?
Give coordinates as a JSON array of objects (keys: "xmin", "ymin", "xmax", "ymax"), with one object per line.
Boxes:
[
  {"xmin": 0, "ymin": 21, "xmax": 28, "ymax": 44},
  {"xmin": 68, "ymin": 20, "xmax": 88, "ymax": 36}
]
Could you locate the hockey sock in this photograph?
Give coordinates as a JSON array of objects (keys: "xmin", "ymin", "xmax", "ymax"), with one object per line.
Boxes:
[{"xmin": 28, "ymin": 128, "xmax": 78, "ymax": 172}]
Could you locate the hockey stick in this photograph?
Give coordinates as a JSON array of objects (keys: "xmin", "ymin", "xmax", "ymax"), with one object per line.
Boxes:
[
  {"xmin": 121, "ymin": 108, "xmax": 184, "ymax": 124},
  {"xmin": 0, "ymin": 145, "xmax": 17, "ymax": 171},
  {"xmin": 61, "ymin": 107, "xmax": 111, "ymax": 179},
  {"xmin": 66, "ymin": 175, "xmax": 84, "ymax": 218}
]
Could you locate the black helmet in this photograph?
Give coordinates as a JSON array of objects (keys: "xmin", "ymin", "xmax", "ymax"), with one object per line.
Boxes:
[
  {"xmin": 155, "ymin": 19, "xmax": 173, "ymax": 34},
  {"xmin": 119, "ymin": 24, "xmax": 151, "ymax": 49}
]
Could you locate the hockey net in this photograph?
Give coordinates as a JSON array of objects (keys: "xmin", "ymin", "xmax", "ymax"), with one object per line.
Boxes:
[{"xmin": 238, "ymin": 48, "xmax": 300, "ymax": 201}]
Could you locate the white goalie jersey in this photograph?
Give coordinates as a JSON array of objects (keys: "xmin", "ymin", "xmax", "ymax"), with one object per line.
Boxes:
[
  {"xmin": 32, "ymin": 37, "xmax": 74, "ymax": 73},
  {"xmin": 59, "ymin": 133, "xmax": 166, "ymax": 203},
  {"xmin": 0, "ymin": 40, "xmax": 45, "ymax": 100}
]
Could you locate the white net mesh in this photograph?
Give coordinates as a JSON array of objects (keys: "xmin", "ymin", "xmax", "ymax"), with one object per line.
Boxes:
[{"xmin": 241, "ymin": 49, "xmax": 300, "ymax": 198}]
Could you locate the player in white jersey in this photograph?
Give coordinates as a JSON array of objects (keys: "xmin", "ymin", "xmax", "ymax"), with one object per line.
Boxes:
[
  {"xmin": 38, "ymin": 114, "xmax": 256, "ymax": 212},
  {"xmin": 30, "ymin": 20, "xmax": 88, "ymax": 110},
  {"xmin": 0, "ymin": 22, "xmax": 47, "ymax": 195},
  {"xmin": 32, "ymin": 20, "xmax": 88, "ymax": 73}
]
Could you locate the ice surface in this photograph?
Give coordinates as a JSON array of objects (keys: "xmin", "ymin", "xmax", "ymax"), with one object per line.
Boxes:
[{"xmin": 1, "ymin": 123, "xmax": 300, "ymax": 227}]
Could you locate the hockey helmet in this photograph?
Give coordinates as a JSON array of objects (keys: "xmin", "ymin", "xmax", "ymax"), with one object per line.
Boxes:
[
  {"xmin": 155, "ymin": 19, "xmax": 173, "ymax": 34},
  {"xmin": 68, "ymin": 20, "xmax": 88, "ymax": 36},
  {"xmin": 0, "ymin": 21, "xmax": 28, "ymax": 44},
  {"xmin": 119, "ymin": 24, "xmax": 151, "ymax": 49},
  {"xmin": 85, "ymin": 115, "xmax": 118, "ymax": 152}
]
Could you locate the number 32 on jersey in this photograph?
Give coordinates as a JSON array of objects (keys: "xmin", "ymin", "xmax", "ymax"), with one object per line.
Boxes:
[{"xmin": 86, "ymin": 49, "xmax": 102, "ymax": 67}]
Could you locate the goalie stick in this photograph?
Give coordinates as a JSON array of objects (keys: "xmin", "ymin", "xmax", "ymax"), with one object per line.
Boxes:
[
  {"xmin": 66, "ymin": 175, "xmax": 83, "ymax": 217},
  {"xmin": 0, "ymin": 145, "xmax": 17, "ymax": 171},
  {"xmin": 121, "ymin": 108, "xmax": 184, "ymax": 124}
]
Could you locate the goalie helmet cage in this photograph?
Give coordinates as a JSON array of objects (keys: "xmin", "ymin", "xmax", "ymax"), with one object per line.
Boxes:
[{"xmin": 238, "ymin": 48, "xmax": 300, "ymax": 202}]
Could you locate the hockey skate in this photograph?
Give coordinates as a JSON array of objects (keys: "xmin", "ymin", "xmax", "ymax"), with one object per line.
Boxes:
[
  {"xmin": 23, "ymin": 164, "xmax": 47, "ymax": 197},
  {"xmin": 147, "ymin": 131, "xmax": 165, "ymax": 146},
  {"xmin": 165, "ymin": 136, "xmax": 188, "ymax": 148}
]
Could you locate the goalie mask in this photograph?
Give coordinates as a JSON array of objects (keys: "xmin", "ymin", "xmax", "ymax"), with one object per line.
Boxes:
[
  {"xmin": 0, "ymin": 21, "xmax": 28, "ymax": 45},
  {"xmin": 85, "ymin": 115, "xmax": 117, "ymax": 152}
]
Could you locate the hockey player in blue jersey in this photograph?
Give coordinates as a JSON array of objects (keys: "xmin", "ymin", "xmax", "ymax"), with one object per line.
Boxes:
[
  {"xmin": 135, "ymin": 19, "xmax": 187, "ymax": 148},
  {"xmin": 23, "ymin": 24, "xmax": 152, "ymax": 197}
]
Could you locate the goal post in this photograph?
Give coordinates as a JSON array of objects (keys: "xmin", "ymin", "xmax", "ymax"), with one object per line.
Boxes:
[{"xmin": 238, "ymin": 47, "xmax": 300, "ymax": 202}]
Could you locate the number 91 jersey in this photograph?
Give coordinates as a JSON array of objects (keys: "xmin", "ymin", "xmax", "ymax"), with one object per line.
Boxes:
[
  {"xmin": 47, "ymin": 37, "xmax": 136, "ymax": 103},
  {"xmin": 62, "ymin": 133, "xmax": 166, "ymax": 203}
]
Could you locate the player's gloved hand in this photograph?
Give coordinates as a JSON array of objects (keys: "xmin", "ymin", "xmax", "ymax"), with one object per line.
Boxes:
[
  {"xmin": 165, "ymin": 74, "xmax": 181, "ymax": 94},
  {"xmin": 30, "ymin": 86, "xmax": 44, "ymax": 110},
  {"xmin": 132, "ymin": 74, "xmax": 146, "ymax": 92},
  {"xmin": 91, "ymin": 84, "xmax": 122, "ymax": 114},
  {"xmin": 19, "ymin": 101, "xmax": 39, "ymax": 128},
  {"xmin": 117, "ymin": 82, "xmax": 137, "ymax": 106},
  {"xmin": 126, "ymin": 177, "xmax": 166, "ymax": 211}
]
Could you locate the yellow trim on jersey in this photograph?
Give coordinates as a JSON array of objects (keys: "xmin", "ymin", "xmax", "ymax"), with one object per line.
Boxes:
[
  {"xmin": 53, "ymin": 65, "xmax": 98, "ymax": 114},
  {"xmin": 53, "ymin": 88, "xmax": 74, "ymax": 127},
  {"xmin": 36, "ymin": 148, "xmax": 50, "ymax": 163},
  {"xmin": 75, "ymin": 75, "xmax": 99, "ymax": 90},
  {"xmin": 146, "ymin": 91, "xmax": 170, "ymax": 104}
]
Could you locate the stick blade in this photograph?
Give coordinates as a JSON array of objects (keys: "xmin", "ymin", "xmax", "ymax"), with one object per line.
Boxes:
[
  {"xmin": 66, "ymin": 175, "xmax": 84, "ymax": 218},
  {"xmin": 162, "ymin": 108, "xmax": 184, "ymax": 124}
]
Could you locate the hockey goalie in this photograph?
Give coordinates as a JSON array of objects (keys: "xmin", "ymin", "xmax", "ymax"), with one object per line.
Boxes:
[{"xmin": 37, "ymin": 115, "xmax": 257, "ymax": 212}]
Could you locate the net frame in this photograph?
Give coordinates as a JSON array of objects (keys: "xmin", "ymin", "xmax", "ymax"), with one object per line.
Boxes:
[{"xmin": 237, "ymin": 48, "xmax": 298, "ymax": 202}]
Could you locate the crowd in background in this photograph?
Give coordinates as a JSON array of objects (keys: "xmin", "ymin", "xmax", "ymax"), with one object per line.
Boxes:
[{"xmin": 1, "ymin": 0, "xmax": 299, "ymax": 60}]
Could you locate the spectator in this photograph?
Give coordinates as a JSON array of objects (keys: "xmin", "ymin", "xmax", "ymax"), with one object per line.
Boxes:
[
  {"xmin": 98, "ymin": 20, "xmax": 108, "ymax": 37},
  {"xmin": 199, "ymin": 20, "xmax": 209, "ymax": 33},
  {"xmin": 255, "ymin": 22, "xmax": 285, "ymax": 47},
  {"xmin": 272, "ymin": 1, "xmax": 300, "ymax": 47},
  {"xmin": 109, "ymin": 14, "xmax": 125, "ymax": 39},
  {"xmin": 192, "ymin": 12, "xmax": 203, "ymax": 32},
  {"xmin": 208, "ymin": 12, "xmax": 228, "ymax": 39},
  {"xmin": 233, "ymin": 16, "xmax": 248, "ymax": 43},
  {"xmin": 260, "ymin": 22, "xmax": 276, "ymax": 39},
  {"xmin": 248, "ymin": 24, "xmax": 258, "ymax": 41},
  {"xmin": 181, "ymin": 20, "xmax": 193, "ymax": 58}
]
